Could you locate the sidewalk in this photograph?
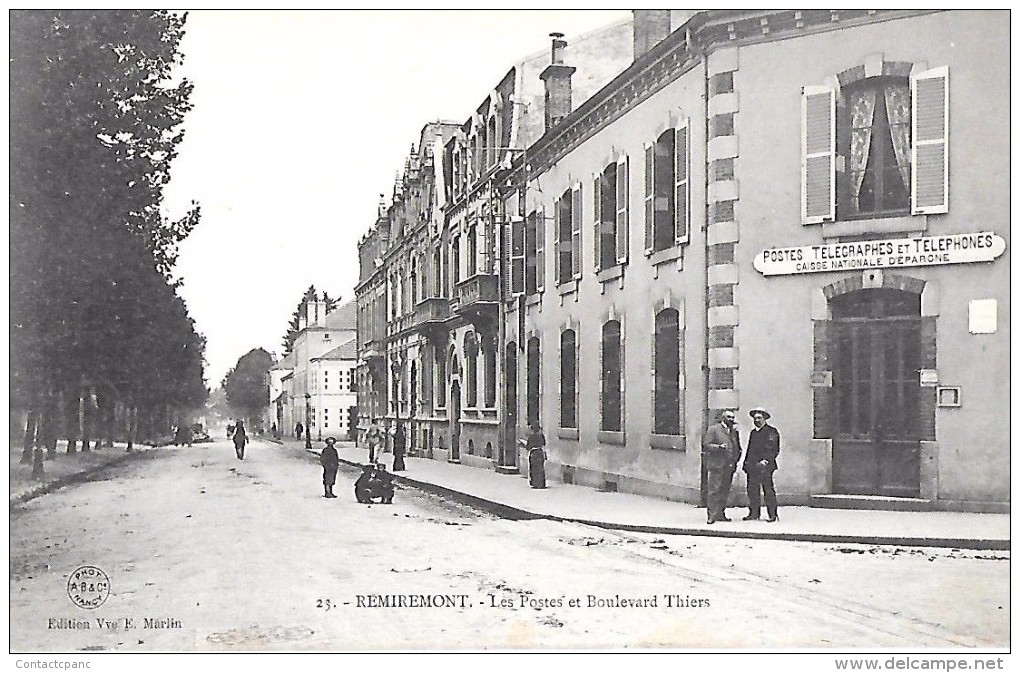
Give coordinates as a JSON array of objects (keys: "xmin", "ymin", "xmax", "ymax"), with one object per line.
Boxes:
[
  {"xmin": 278, "ymin": 437, "xmax": 1010, "ymax": 551},
  {"xmin": 9, "ymin": 441, "xmax": 148, "ymax": 507}
]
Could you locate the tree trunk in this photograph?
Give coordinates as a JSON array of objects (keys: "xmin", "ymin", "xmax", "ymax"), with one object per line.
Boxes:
[
  {"xmin": 66, "ymin": 392, "xmax": 77, "ymax": 453},
  {"xmin": 81, "ymin": 393, "xmax": 91, "ymax": 452},
  {"xmin": 126, "ymin": 405, "xmax": 136, "ymax": 452},
  {"xmin": 20, "ymin": 410, "xmax": 37, "ymax": 464},
  {"xmin": 32, "ymin": 445, "xmax": 45, "ymax": 480},
  {"xmin": 105, "ymin": 401, "xmax": 115, "ymax": 448}
]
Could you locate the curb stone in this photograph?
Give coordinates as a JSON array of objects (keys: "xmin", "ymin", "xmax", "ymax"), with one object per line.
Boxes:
[
  {"xmin": 9, "ymin": 449, "xmax": 155, "ymax": 510},
  {"xmin": 303, "ymin": 449, "xmax": 1010, "ymax": 551}
]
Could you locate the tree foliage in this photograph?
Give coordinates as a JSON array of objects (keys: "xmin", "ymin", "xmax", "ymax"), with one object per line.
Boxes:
[
  {"xmin": 10, "ymin": 10, "xmax": 207, "ymax": 456},
  {"xmin": 222, "ymin": 348, "xmax": 274, "ymax": 426}
]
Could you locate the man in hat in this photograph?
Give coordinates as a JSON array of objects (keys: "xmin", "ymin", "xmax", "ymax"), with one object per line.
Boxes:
[
  {"xmin": 702, "ymin": 409, "xmax": 741, "ymax": 524},
  {"xmin": 742, "ymin": 408, "xmax": 781, "ymax": 522},
  {"xmin": 320, "ymin": 437, "xmax": 339, "ymax": 498}
]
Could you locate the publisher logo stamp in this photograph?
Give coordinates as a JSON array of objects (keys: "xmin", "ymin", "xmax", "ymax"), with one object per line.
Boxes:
[{"xmin": 67, "ymin": 565, "xmax": 110, "ymax": 609}]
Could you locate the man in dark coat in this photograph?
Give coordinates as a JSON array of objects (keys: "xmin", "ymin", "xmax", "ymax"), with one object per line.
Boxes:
[
  {"xmin": 742, "ymin": 408, "xmax": 781, "ymax": 522},
  {"xmin": 295, "ymin": 422, "xmax": 304, "ymax": 441},
  {"xmin": 702, "ymin": 410, "xmax": 741, "ymax": 524},
  {"xmin": 320, "ymin": 436, "xmax": 339, "ymax": 498},
  {"xmin": 392, "ymin": 423, "xmax": 406, "ymax": 472}
]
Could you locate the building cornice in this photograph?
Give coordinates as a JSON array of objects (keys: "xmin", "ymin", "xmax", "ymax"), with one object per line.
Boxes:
[{"xmin": 517, "ymin": 9, "xmax": 941, "ymax": 179}]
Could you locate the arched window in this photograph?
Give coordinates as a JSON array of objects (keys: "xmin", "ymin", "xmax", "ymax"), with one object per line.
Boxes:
[
  {"xmin": 465, "ymin": 333, "xmax": 478, "ymax": 408},
  {"xmin": 653, "ymin": 308, "xmax": 681, "ymax": 435},
  {"xmin": 484, "ymin": 338, "xmax": 497, "ymax": 408},
  {"xmin": 527, "ymin": 336, "xmax": 541, "ymax": 427},
  {"xmin": 601, "ymin": 320, "xmax": 622, "ymax": 432},
  {"xmin": 559, "ymin": 329, "xmax": 577, "ymax": 429},
  {"xmin": 435, "ymin": 345, "xmax": 447, "ymax": 408}
]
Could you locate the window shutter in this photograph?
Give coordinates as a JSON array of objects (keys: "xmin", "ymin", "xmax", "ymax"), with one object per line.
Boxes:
[
  {"xmin": 911, "ymin": 66, "xmax": 949, "ymax": 215},
  {"xmin": 593, "ymin": 173, "xmax": 602, "ymax": 271},
  {"xmin": 801, "ymin": 85, "xmax": 836, "ymax": 224},
  {"xmin": 510, "ymin": 217, "xmax": 525, "ymax": 295},
  {"xmin": 536, "ymin": 207, "xmax": 545, "ymax": 290},
  {"xmin": 616, "ymin": 155, "xmax": 629, "ymax": 264},
  {"xmin": 644, "ymin": 143, "xmax": 654, "ymax": 253},
  {"xmin": 674, "ymin": 122, "xmax": 690, "ymax": 245},
  {"xmin": 571, "ymin": 184, "xmax": 582, "ymax": 279},
  {"xmin": 553, "ymin": 197, "xmax": 561, "ymax": 284}
]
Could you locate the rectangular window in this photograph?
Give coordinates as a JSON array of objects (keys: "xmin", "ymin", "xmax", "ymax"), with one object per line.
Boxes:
[
  {"xmin": 467, "ymin": 225, "xmax": 478, "ymax": 277},
  {"xmin": 801, "ymin": 66, "xmax": 949, "ymax": 224},
  {"xmin": 595, "ymin": 164, "xmax": 618, "ymax": 270},
  {"xmin": 525, "ymin": 210, "xmax": 545, "ymax": 295},
  {"xmin": 556, "ymin": 190, "xmax": 573, "ymax": 285},
  {"xmin": 645, "ymin": 125, "xmax": 688, "ymax": 252},
  {"xmin": 526, "ymin": 337, "xmax": 541, "ymax": 427},
  {"xmin": 510, "ymin": 216, "xmax": 525, "ymax": 295}
]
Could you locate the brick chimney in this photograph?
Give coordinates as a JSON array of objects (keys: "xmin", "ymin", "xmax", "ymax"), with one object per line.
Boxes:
[
  {"xmin": 633, "ymin": 10, "xmax": 672, "ymax": 60},
  {"xmin": 539, "ymin": 32, "xmax": 576, "ymax": 131}
]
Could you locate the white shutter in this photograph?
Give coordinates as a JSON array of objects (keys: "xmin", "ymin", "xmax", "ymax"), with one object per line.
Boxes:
[
  {"xmin": 572, "ymin": 184, "xmax": 582, "ymax": 279},
  {"xmin": 536, "ymin": 207, "xmax": 545, "ymax": 291},
  {"xmin": 510, "ymin": 217, "xmax": 525, "ymax": 295},
  {"xmin": 616, "ymin": 155, "xmax": 629, "ymax": 264},
  {"xmin": 593, "ymin": 173, "xmax": 602, "ymax": 271},
  {"xmin": 801, "ymin": 85, "xmax": 836, "ymax": 224},
  {"xmin": 553, "ymin": 197, "xmax": 561, "ymax": 285},
  {"xmin": 911, "ymin": 66, "xmax": 949, "ymax": 215},
  {"xmin": 644, "ymin": 143, "xmax": 654, "ymax": 253},
  {"xmin": 674, "ymin": 121, "xmax": 690, "ymax": 245}
]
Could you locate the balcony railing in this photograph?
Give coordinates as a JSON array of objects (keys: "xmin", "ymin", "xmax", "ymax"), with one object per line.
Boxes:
[
  {"xmin": 415, "ymin": 297, "xmax": 451, "ymax": 326},
  {"xmin": 454, "ymin": 274, "xmax": 499, "ymax": 310}
]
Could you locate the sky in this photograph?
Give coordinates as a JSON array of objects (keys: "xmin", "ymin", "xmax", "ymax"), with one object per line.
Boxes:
[{"xmin": 162, "ymin": 10, "xmax": 632, "ymax": 388}]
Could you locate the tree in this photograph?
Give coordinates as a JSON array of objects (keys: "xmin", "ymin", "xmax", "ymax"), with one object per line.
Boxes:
[
  {"xmin": 10, "ymin": 11, "xmax": 207, "ymax": 470},
  {"xmin": 281, "ymin": 286, "xmax": 338, "ymax": 354},
  {"xmin": 222, "ymin": 349, "xmax": 274, "ymax": 429}
]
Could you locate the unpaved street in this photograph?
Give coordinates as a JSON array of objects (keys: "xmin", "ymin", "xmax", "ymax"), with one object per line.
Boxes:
[{"xmin": 9, "ymin": 440, "xmax": 1009, "ymax": 651}]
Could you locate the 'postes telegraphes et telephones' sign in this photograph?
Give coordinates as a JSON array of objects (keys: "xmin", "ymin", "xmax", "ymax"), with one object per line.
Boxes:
[{"xmin": 754, "ymin": 232, "xmax": 1006, "ymax": 277}]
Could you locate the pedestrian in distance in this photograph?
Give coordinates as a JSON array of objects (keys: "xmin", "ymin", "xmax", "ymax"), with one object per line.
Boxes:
[
  {"xmin": 392, "ymin": 422, "xmax": 406, "ymax": 472},
  {"xmin": 526, "ymin": 421, "xmax": 547, "ymax": 489},
  {"xmin": 741, "ymin": 408, "xmax": 781, "ymax": 522},
  {"xmin": 366, "ymin": 420, "xmax": 383, "ymax": 464},
  {"xmin": 233, "ymin": 420, "xmax": 248, "ymax": 460},
  {"xmin": 320, "ymin": 436, "xmax": 339, "ymax": 498},
  {"xmin": 226, "ymin": 421, "xmax": 235, "ymax": 439},
  {"xmin": 702, "ymin": 409, "xmax": 742, "ymax": 524},
  {"xmin": 295, "ymin": 422, "xmax": 304, "ymax": 441}
]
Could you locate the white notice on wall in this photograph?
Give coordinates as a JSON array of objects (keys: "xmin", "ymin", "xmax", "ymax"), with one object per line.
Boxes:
[{"xmin": 969, "ymin": 299, "xmax": 997, "ymax": 334}]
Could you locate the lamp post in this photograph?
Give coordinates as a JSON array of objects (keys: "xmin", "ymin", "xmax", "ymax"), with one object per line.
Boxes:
[{"xmin": 304, "ymin": 393, "xmax": 312, "ymax": 449}]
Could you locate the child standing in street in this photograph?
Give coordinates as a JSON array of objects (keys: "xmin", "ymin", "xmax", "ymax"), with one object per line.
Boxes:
[{"xmin": 320, "ymin": 436, "xmax": 339, "ymax": 498}]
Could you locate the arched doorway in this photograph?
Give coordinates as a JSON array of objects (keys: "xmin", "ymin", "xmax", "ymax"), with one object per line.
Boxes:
[
  {"xmin": 831, "ymin": 288, "xmax": 922, "ymax": 497},
  {"xmin": 449, "ymin": 380, "xmax": 461, "ymax": 461},
  {"xmin": 409, "ymin": 361, "xmax": 417, "ymax": 455},
  {"xmin": 502, "ymin": 345, "xmax": 518, "ymax": 466}
]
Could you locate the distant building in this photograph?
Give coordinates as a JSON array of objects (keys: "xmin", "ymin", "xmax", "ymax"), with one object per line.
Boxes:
[
  {"xmin": 355, "ymin": 17, "xmax": 635, "ymax": 463},
  {"xmin": 276, "ymin": 297, "xmax": 357, "ymax": 440}
]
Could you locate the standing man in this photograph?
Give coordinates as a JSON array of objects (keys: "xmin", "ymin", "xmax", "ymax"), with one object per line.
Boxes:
[
  {"xmin": 295, "ymin": 422, "xmax": 304, "ymax": 441},
  {"xmin": 366, "ymin": 419, "xmax": 382, "ymax": 464},
  {"xmin": 702, "ymin": 409, "xmax": 741, "ymax": 524},
  {"xmin": 320, "ymin": 436, "xmax": 339, "ymax": 498},
  {"xmin": 742, "ymin": 408, "xmax": 781, "ymax": 522}
]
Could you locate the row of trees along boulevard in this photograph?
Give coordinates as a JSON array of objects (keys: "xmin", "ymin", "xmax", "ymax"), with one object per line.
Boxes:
[{"xmin": 11, "ymin": 11, "xmax": 207, "ymax": 478}]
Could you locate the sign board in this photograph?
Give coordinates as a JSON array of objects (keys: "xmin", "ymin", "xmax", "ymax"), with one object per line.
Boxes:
[
  {"xmin": 754, "ymin": 232, "xmax": 1006, "ymax": 277},
  {"xmin": 969, "ymin": 299, "xmax": 998, "ymax": 334},
  {"xmin": 919, "ymin": 369, "xmax": 938, "ymax": 387}
]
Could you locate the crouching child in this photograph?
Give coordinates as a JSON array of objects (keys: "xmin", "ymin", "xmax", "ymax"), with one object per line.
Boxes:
[{"xmin": 354, "ymin": 464, "xmax": 395, "ymax": 504}]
